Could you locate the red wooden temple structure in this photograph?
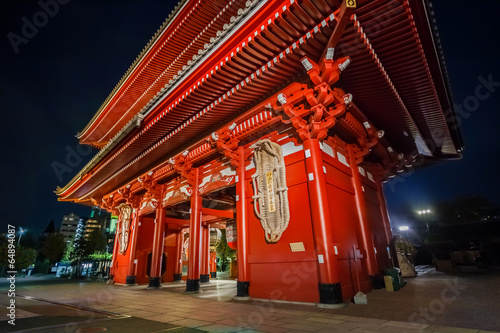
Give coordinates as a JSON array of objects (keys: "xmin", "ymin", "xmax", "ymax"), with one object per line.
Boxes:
[{"xmin": 56, "ymin": 0, "xmax": 462, "ymax": 305}]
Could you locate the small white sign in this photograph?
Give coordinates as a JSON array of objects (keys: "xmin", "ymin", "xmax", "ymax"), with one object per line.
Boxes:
[
  {"xmin": 334, "ymin": 245, "xmax": 338, "ymax": 255},
  {"xmin": 318, "ymin": 254, "xmax": 324, "ymax": 263}
]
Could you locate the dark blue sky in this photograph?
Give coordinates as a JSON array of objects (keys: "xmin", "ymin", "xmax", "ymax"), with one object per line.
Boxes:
[{"xmin": 0, "ymin": 1, "xmax": 499, "ymax": 235}]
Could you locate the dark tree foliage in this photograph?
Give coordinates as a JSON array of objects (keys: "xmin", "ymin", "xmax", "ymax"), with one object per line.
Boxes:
[
  {"xmin": 436, "ymin": 195, "xmax": 498, "ymax": 224},
  {"xmin": 0, "ymin": 237, "xmax": 37, "ymax": 273},
  {"xmin": 85, "ymin": 229, "xmax": 107, "ymax": 256},
  {"xmin": 215, "ymin": 229, "xmax": 236, "ymax": 271},
  {"xmin": 41, "ymin": 232, "xmax": 66, "ymax": 263}
]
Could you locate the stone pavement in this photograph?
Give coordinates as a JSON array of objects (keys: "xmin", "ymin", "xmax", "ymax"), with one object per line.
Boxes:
[{"xmin": 1, "ymin": 269, "xmax": 499, "ymax": 333}]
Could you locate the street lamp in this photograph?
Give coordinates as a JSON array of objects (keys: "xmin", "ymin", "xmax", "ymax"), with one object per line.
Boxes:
[
  {"xmin": 417, "ymin": 209, "xmax": 432, "ymax": 230},
  {"xmin": 17, "ymin": 227, "xmax": 25, "ymax": 245},
  {"xmin": 398, "ymin": 225, "xmax": 409, "ymax": 238}
]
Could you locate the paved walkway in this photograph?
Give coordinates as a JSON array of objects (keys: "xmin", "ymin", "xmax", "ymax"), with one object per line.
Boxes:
[{"xmin": 1, "ymin": 268, "xmax": 499, "ymax": 332}]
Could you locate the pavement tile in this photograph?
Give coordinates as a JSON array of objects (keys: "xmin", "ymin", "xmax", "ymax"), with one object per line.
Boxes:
[
  {"xmin": 248, "ymin": 325, "xmax": 289, "ymax": 333},
  {"xmin": 142, "ymin": 314, "xmax": 187, "ymax": 323},
  {"xmin": 305, "ymin": 316, "xmax": 346, "ymax": 325},
  {"xmin": 376, "ymin": 326, "xmax": 427, "ymax": 333},
  {"xmin": 169, "ymin": 318, "xmax": 213, "ymax": 328},
  {"xmin": 197, "ymin": 323, "xmax": 240, "ymax": 332},
  {"xmin": 273, "ymin": 309, "xmax": 311, "ymax": 316},
  {"xmin": 380, "ymin": 320, "xmax": 430, "ymax": 330},
  {"xmin": 279, "ymin": 322, "xmax": 321, "ymax": 331},
  {"xmin": 130, "ymin": 310, "xmax": 167, "ymax": 318},
  {"xmin": 308, "ymin": 312, "xmax": 350, "ymax": 320},
  {"xmin": 425, "ymin": 326, "xmax": 479, "ymax": 333},
  {"xmin": 188, "ymin": 313, "xmax": 226, "ymax": 320},
  {"xmin": 344, "ymin": 316, "xmax": 389, "ymax": 325},
  {"xmin": 256, "ymin": 318, "xmax": 290, "ymax": 327},
  {"xmin": 329, "ymin": 321, "xmax": 383, "ymax": 330},
  {"xmin": 279, "ymin": 318, "xmax": 334, "ymax": 328},
  {"xmin": 349, "ymin": 328, "xmax": 383, "ymax": 333}
]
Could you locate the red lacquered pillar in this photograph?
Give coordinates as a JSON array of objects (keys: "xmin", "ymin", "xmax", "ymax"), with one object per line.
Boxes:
[
  {"xmin": 126, "ymin": 211, "xmax": 140, "ymax": 285},
  {"xmin": 210, "ymin": 250, "xmax": 217, "ymax": 278},
  {"xmin": 149, "ymin": 206, "xmax": 165, "ymax": 288},
  {"xmin": 200, "ymin": 225, "xmax": 210, "ymax": 283},
  {"xmin": 236, "ymin": 146, "xmax": 250, "ymax": 297},
  {"xmin": 186, "ymin": 168, "xmax": 202, "ymax": 292},
  {"xmin": 347, "ymin": 146, "xmax": 379, "ymax": 278},
  {"xmin": 174, "ymin": 230, "xmax": 184, "ymax": 281},
  {"xmin": 303, "ymin": 138, "xmax": 342, "ymax": 304}
]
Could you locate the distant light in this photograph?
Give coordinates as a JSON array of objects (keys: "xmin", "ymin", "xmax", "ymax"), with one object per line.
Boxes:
[
  {"xmin": 399, "ymin": 226, "xmax": 409, "ymax": 231},
  {"xmin": 426, "ymin": 209, "xmax": 431, "ymax": 213}
]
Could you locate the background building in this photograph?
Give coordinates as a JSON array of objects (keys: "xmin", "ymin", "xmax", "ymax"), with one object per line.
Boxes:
[{"xmin": 60, "ymin": 213, "xmax": 85, "ymax": 243}]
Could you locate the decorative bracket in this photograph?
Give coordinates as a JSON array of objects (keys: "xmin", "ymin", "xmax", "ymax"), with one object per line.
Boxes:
[
  {"xmin": 102, "ymin": 195, "xmax": 117, "ymax": 214},
  {"xmin": 209, "ymin": 123, "xmax": 250, "ymax": 168},
  {"xmin": 169, "ymin": 150, "xmax": 195, "ymax": 183},
  {"xmin": 272, "ymin": 56, "xmax": 352, "ymax": 142}
]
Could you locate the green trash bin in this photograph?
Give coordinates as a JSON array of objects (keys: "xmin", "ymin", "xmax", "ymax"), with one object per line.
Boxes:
[{"xmin": 384, "ymin": 268, "xmax": 406, "ymax": 291}]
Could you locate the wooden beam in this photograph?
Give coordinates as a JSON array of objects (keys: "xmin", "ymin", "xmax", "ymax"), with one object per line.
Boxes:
[
  {"xmin": 320, "ymin": 0, "xmax": 357, "ymax": 62},
  {"xmin": 201, "ymin": 207, "xmax": 235, "ymax": 219},
  {"xmin": 165, "ymin": 217, "xmax": 189, "ymax": 226}
]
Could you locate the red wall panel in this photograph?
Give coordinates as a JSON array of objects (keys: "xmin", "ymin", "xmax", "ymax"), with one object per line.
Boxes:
[
  {"xmin": 134, "ymin": 216, "xmax": 155, "ymax": 284},
  {"xmin": 247, "ymin": 151, "xmax": 319, "ymax": 303}
]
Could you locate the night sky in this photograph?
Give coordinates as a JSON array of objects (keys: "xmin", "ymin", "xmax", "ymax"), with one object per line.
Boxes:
[{"xmin": 1, "ymin": 1, "xmax": 499, "ymax": 235}]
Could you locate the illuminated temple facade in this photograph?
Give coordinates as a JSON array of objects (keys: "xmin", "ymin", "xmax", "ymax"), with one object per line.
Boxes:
[{"xmin": 57, "ymin": 0, "xmax": 462, "ymax": 305}]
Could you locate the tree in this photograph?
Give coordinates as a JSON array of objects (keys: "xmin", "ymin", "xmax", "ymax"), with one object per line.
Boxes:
[
  {"xmin": 84, "ymin": 228, "xmax": 106, "ymax": 257},
  {"xmin": 0, "ymin": 238, "xmax": 36, "ymax": 274},
  {"xmin": 61, "ymin": 237, "xmax": 86, "ymax": 277},
  {"xmin": 41, "ymin": 233, "xmax": 66, "ymax": 263},
  {"xmin": 436, "ymin": 195, "xmax": 498, "ymax": 224},
  {"xmin": 215, "ymin": 229, "xmax": 236, "ymax": 271},
  {"xmin": 71, "ymin": 235, "xmax": 86, "ymax": 261},
  {"xmin": 14, "ymin": 246, "xmax": 37, "ymax": 271},
  {"xmin": 61, "ymin": 241, "xmax": 73, "ymax": 263}
]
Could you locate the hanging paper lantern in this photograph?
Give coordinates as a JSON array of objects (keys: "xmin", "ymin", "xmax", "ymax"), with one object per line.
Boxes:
[
  {"xmin": 210, "ymin": 228, "xmax": 222, "ymax": 247},
  {"xmin": 226, "ymin": 221, "xmax": 237, "ymax": 250}
]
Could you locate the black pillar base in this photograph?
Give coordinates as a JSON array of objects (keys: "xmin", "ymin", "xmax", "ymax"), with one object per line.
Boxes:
[
  {"xmin": 186, "ymin": 279, "xmax": 200, "ymax": 292},
  {"xmin": 237, "ymin": 281, "xmax": 250, "ymax": 297},
  {"xmin": 173, "ymin": 273, "xmax": 182, "ymax": 281},
  {"xmin": 148, "ymin": 277, "xmax": 161, "ymax": 288},
  {"xmin": 125, "ymin": 275, "xmax": 136, "ymax": 285},
  {"xmin": 200, "ymin": 274, "xmax": 210, "ymax": 283},
  {"xmin": 318, "ymin": 282, "xmax": 342, "ymax": 304},
  {"xmin": 370, "ymin": 274, "xmax": 384, "ymax": 289},
  {"xmin": 210, "ymin": 272, "xmax": 217, "ymax": 279}
]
